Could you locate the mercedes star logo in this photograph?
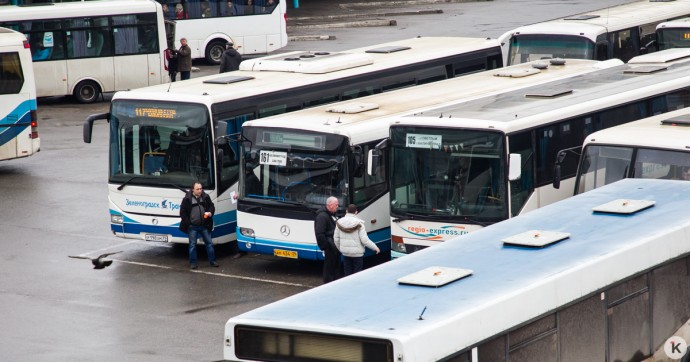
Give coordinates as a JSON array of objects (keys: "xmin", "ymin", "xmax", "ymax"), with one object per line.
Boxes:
[{"xmin": 280, "ymin": 225, "xmax": 290, "ymax": 236}]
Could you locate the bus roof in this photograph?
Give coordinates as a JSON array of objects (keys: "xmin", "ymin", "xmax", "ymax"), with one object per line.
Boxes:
[
  {"xmin": 504, "ymin": 0, "xmax": 690, "ymax": 40},
  {"xmin": 396, "ymin": 51, "xmax": 690, "ymax": 133},
  {"xmin": 657, "ymin": 16, "xmax": 690, "ymax": 29},
  {"xmin": 0, "ymin": 0, "xmax": 160, "ymax": 20},
  {"xmin": 226, "ymin": 178, "xmax": 690, "ymax": 358},
  {"xmin": 240, "ymin": 58, "xmax": 621, "ymax": 140},
  {"xmin": 0, "ymin": 26, "xmax": 27, "ymax": 47},
  {"xmin": 113, "ymin": 37, "xmax": 501, "ymax": 104},
  {"xmin": 582, "ymin": 107, "xmax": 690, "ymax": 150}
]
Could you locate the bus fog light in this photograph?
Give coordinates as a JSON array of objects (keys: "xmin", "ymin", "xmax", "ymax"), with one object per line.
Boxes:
[
  {"xmin": 240, "ymin": 227, "xmax": 255, "ymax": 238},
  {"xmin": 111, "ymin": 214, "xmax": 124, "ymax": 224}
]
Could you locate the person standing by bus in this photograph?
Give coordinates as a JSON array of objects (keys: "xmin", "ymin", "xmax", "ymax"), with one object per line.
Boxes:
[
  {"xmin": 219, "ymin": 41, "xmax": 242, "ymax": 73},
  {"xmin": 179, "ymin": 182, "xmax": 219, "ymax": 269},
  {"xmin": 334, "ymin": 204, "xmax": 379, "ymax": 277},
  {"xmin": 177, "ymin": 37, "xmax": 192, "ymax": 81},
  {"xmin": 314, "ymin": 196, "xmax": 341, "ymax": 283},
  {"xmin": 165, "ymin": 45, "xmax": 178, "ymax": 82}
]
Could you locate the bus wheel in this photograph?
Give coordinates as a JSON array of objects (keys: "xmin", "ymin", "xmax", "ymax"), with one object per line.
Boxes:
[
  {"xmin": 73, "ymin": 80, "xmax": 101, "ymax": 104},
  {"xmin": 205, "ymin": 40, "xmax": 225, "ymax": 65}
]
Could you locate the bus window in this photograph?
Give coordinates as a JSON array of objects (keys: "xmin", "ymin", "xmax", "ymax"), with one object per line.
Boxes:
[{"xmin": 0, "ymin": 52, "xmax": 24, "ymax": 94}]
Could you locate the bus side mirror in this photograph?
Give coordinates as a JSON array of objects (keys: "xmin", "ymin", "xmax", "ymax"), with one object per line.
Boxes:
[
  {"xmin": 367, "ymin": 149, "xmax": 380, "ymax": 176},
  {"xmin": 508, "ymin": 153, "xmax": 521, "ymax": 181},
  {"xmin": 216, "ymin": 148, "xmax": 224, "ymax": 175},
  {"xmin": 83, "ymin": 112, "xmax": 110, "ymax": 143},
  {"xmin": 215, "ymin": 121, "xmax": 228, "ymax": 145},
  {"xmin": 367, "ymin": 138, "xmax": 390, "ymax": 176},
  {"xmin": 552, "ymin": 150, "xmax": 568, "ymax": 189}
]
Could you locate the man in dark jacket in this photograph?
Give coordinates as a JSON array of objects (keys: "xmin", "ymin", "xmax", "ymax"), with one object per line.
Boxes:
[
  {"xmin": 219, "ymin": 41, "xmax": 242, "ymax": 73},
  {"xmin": 180, "ymin": 182, "xmax": 218, "ymax": 269},
  {"xmin": 314, "ymin": 196, "xmax": 342, "ymax": 283},
  {"xmin": 177, "ymin": 37, "xmax": 192, "ymax": 80}
]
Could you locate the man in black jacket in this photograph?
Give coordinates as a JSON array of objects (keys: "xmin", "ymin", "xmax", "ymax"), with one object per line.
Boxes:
[
  {"xmin": 180, "ymin": 182, "xmax": 218, "ymax": 269},
  {"xmin": 219, "ymin": 41, "xmax": 242, "ymax": 73},
  {"xmin": 314, "ymin": 196, "xmax": 342, "ymax": 283}
]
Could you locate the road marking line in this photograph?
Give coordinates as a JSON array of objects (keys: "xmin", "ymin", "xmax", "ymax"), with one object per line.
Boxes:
[{"xmin": 110, "ymin": 259, "xmax": 316, "ymax": 288}]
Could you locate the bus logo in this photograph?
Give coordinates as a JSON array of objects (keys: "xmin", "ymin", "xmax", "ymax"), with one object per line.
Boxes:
[{"xmin": 280, "ymin": 225, "xmax": 290, "ymax": 236}]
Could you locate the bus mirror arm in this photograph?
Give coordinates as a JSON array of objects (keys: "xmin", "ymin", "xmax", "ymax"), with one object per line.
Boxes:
[
  {"xmin": 83, "ymin": 112, "xmax": 109, "ymax": 143},
  {"xmin": 216, "ymin": 148, "xmax": 224, "ymax": 176},
  {"xmin": 552, "ymin": 146, "xmax": 581, "ymax": 189}
]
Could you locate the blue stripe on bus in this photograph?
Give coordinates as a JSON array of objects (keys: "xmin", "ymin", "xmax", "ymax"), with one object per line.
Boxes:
[
  {"xmin": 237, "ymin": 227, "xmax": 390, "ymax": 261},
  {"xmin": 109, "ymin": 209, "xmax": 237, "ymax": 239},
  {"xmin": 0, "ymin": 99, "xmax": 35, "ymax": 147}
]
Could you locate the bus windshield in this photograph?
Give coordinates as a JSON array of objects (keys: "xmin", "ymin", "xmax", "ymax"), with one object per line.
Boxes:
[
  {"xmin": 657, "ymin": 28, "xmax": 690, "ymax": 51},
  {"xmin": 241, "ymin": 127, "xmax": 349, "ymax": 209},
  {"xmin": 390, "ymin": 127, "xmax": 507, "ymax": 223},
  {"xmin": 508, "ymin": 34, "xmax": 595, "ymax": 65},
  {"xmin": 575, "ymin": 145, "xmax": 690, "ymax": 194},
  {"xmin": 109, "ymin": 100, "xmax": 214, "ymax": 189}
]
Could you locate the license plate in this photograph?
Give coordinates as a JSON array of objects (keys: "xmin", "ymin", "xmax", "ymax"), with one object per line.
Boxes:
[
  {"xmin": 144, "ymin": 234, "xmax": 168, "ymax": 242},
  {"xmin": 274, "ymin": 249, "xmax": 298, "ymax": 259}
]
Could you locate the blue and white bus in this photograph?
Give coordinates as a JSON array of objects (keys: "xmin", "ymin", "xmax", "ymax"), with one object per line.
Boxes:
[
  {"xmin": 224, "ymin": 178, "xmax": 690, "ymax": 362},
  {"xmin": 0, "ymin": 27, "xmax": 39, "ymax": 162},
  {"xmin": 380, "ymin": 48, "xmax": 690, "ymax": 257},
  {"xmin": 82, "ymin": 37, "xmax": 505, "ymax": 245},
  {"xmin": 235, "ymin": 58, "xmax": 621, "ymax": 261}
]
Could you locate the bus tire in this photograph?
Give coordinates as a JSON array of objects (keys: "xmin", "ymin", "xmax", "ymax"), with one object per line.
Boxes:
[
  {"xmin": 73, "ymin": 80, "xmax": 101, "ymax": 104},
  {"xmin": 205, "ymin": 40, "xmax": 226, "ymax": 65}
]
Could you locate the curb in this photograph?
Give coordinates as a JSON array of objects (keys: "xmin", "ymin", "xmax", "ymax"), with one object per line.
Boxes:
[
  {"xmin": 290, "ymin": 9, "xmax": 443, "ymax": 21},
  {"xmin": 289, "ymin": 35, "xmax": 337, "ymax": 41},
  {"xmin": 290, "ymin": 19, "xmax": 397, "ymax": 29}
]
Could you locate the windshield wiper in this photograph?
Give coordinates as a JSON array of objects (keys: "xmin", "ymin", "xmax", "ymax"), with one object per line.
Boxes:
[
  {"xmin": 116, "ymin": 177, "xmax": 187, "ymax": 193},
  {"xmin": 116, "ymin": 176, "xmax": 146, "ymax": 190}
]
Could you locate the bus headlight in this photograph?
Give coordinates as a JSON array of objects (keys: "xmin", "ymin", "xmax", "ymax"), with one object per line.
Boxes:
[
  {"xmin": 391, "ymin": 235, "xmax": 407, "ymax": 254},
  {"xmin": 111, "ymin": 214, "xmax": 124, "ymax": 224},
  {"xmin": 240, "ymin": 227, "xmax": 255, "ymax": 238}
]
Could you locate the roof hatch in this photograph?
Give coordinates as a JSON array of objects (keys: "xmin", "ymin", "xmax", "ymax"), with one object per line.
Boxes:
[
  {"xmin": 203, "ymin": 75, "xmax": 254, "ymax": 84},
  {"xmin": 502, "ymin": 230, "xmax": 570, "ymax": 248},
  {"xmin": 365, "ymin": 46, "xmax": 411, "ymax": 54},
  {"xmin": 239, "ymin": 52, "xmax": 374, "ymax": 74},
  {"xmin": 525, "ymin": 88, "xmax": 573, "ymax": 98},
  {"xmin": 623, "ymin": 65, "xmax": 668, "ymax": 74},
  {"xmin": 398, "ymin": 266, "xmax": 473, "ymax": 287},
  {"xmin": 564, "ymin": 14, "xmax": 600, "ymax": 20},
  {"xmin": 326, "ymin": 102, "xmax": 379, "ymax": 114},
  {"xmin": 494, "ymin": 68, "xmax": 541, "ymax": 78},
  {"xmin": 628, "ymin": 48, "xmax": 690, "ymax": 64},
  {"xmin": 661, "ymin": 114, "xmax": 690, "ymax": 126},
  {"xmin": 592, "ymin": 199, "xmax": 655, "ymax": 214}
]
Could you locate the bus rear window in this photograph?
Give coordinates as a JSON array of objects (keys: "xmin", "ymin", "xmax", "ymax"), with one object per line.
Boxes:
[{"xmin": 0, "ymin": 52, "xmax": 24, "ymax": 94}]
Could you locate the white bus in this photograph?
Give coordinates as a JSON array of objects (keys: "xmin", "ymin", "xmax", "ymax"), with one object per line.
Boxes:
[
  {"xmin": 0, "ymin": 0, "xmax": 169, "ymax": 103},
  {"xmin": 378, "ymin": 48, "xmax": 690, "ymax": 257},
  {"xmin": 0, "ymin": 27, "xmax": 39, "ymax": 161},
  {"xmin": 571, "ymin": 107, "xmax": 690, "ymax": 195},
  {"xmin": 82, "ymin": 37, "xmax": 505, "ymax": 245},
  {"xmin": 156, "ymin": 0, "xmax": 287, "ymax": 63},
  {"xmin": 225, "ymin": 178, "xmax": 690, "ymax": 362},
  {"xmin": 657, "ymin": 17, "xmax": 690, "ymax": 50},
  {"xmin": 499, "ymin": 0, "xmax": 690, "ymax": 65},
  {"xmin": 235, "ymin": 58, "xmax": 623, "ymax": 261}
]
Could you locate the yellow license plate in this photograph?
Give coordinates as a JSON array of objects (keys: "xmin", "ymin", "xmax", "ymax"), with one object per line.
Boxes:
[{"xmin": 274, "ymin": 249, "xmax": 298, "ymax": 259}]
